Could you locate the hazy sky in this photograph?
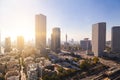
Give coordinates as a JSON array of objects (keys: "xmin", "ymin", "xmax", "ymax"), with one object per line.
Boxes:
[{"xmin": 0, "ymin": 0, "xmax": 120, "ymax": 42}]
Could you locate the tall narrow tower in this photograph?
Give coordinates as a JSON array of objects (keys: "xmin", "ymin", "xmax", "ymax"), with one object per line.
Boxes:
[
  {"xmin": 92, "ymin": 22, "xmax": 106, "ymax": 57},
  {"xmin": 17, "ymin": 36, "xmax": 24, "ymax": 51},
  {"xmin": 111, "ymin": 26, "xmax": 120, "ymax": 53},
  {"xmin": 66, "ymin": 34, "xmax": 67, "ymax": 43},
  {"xmin": 4, "ymin": 37, "xmax": 11, "ymax": 52},
  {"xmin": 51, "ymin": 27, "xmax": 61, "ymax": 53},
  {"xmin": 35, "ymin": 14, "xmax": 46, "ymax": 50}
]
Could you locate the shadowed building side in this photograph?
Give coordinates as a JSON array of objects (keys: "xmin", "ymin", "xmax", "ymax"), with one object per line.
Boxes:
[
  {"xmin": 111, "ymin": 26, "xmax": 120, "ymax": 53},
  {"xmin": 92, "ymin": 22, "xmax": 106, "ymax": 57},
  {"xmin": 51, "ymin": 27, "xmax": 61, "ymax": 53},
  {"xmin": 4, "ymin": 37, "xmax": 12, "ymax": 52}
]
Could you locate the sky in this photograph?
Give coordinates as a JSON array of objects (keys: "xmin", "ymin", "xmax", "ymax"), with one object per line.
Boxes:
[{"xmin": 0, "ymin": 0, "xmax": 120, "ymax": 42}]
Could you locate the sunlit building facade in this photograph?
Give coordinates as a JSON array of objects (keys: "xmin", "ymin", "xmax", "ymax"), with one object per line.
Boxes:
[
  {"xmin": 111, "ymin": 26, "xmax": 120, "ymax": 53},
  {"xmin": 17, "ymin": 36, "xmax": 24, "ymax": 51},
  {"xmin": 35, "ymin": 14, "xmax": 46, "ymax": 50},
  {"xmin": 92, "ymin": 22, "xmax": 106, "ymax": 57},
  {"xmin": 51, "ymin": 27, "xmax": 61, "ymax": 53},
  {"xmin": 4, "ymin": 37, "xmax": 11, "ymax": 52}
]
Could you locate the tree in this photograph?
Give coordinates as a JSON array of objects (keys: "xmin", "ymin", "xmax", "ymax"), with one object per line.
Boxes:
[
  {"xmin": 80, "ymin": 59, "xmax": 91, "ymax": 70},
  {"xmin": 93, "ymin": 57, "xmax": 99, "ymax": 64},
  {"xmin": 0, "ymin": 74, "xmax": 4, "ymax": 80}
]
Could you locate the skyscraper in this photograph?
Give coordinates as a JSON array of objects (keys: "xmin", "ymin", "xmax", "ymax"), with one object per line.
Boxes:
[
  {"xmin": 51, "ymin": 27, "xmax": 61, "ymax": 53},
  {"xmin": 4, "ymin": 37, "xmax": 11, "ymax": 52},
  {"xmin": 92, "ymin": 22, "xmax": 106, "ymax": 57},
  {"xmin": 17, "ymin": 36, "xmax": 24, "ymax": 51},
  {"xmin": 35, "ymin": 14, "xmax": 46, "ymax": 50},
  {"xmin": 66, "ymin": 34, "xmax": 68, "ymax": 43},
  {"xmin": 111, "ymin": 26, "xmax": 120, "ymax": 53}
]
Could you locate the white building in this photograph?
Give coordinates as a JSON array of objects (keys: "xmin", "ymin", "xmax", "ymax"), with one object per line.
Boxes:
[{"xmin": 27, "ymin": 63, "xmax": 39, "ymax": 80}]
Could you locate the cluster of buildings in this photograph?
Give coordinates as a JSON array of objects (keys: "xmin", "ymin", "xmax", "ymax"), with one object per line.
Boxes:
[
  {"xmin": 0, "ymin": 54, "xmax": 21, "ymax": 80},
  {"xmin": 35, "ymin": 14, "xmax": 61, "ymax": 54},
  {"xmin": 92, "ymin": 22, "xmax": 120, "ymax": 57},
  {"xmin": 3, "ymin": 36, "xmax": 24, "ymax": 53},
  {"xmin": 0, "ymin": 13, "xmax": 120, "ymax": 80},
  {"xmin": 0, "ymin": 14, "xmax": 120, "ymax": 58},
  {"xmin": 79, "ymin": 22, "xmax": 120, "ymax": 57},
  {"xmin": 0, "ymin": 14, "xmax": 61, "ymax": 54}
]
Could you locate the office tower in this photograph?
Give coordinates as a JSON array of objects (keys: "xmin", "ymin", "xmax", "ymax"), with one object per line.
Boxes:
[
  {"xmin": 64, "ymin": 34, "xmax": 69, "ymax": 49},
  {"xmin": 35, "ymin": 14, "xmax": 46, "ymax": 50},
  {"xmin": 80, "ymin": 38, "xmax": 92, "ymax": 50},
  {"xmin": 17, "ymin": 36, "xmax": 24, "ymax": 51},
  {"xmin": 4, "ymin": 37, "xmax": 11, "ymax": 52},
  {"xmin": 48, "ymin": 38, "xmax": 51, "ymax": 48},
  {"xmin": 111, "ymin": 26, "xmax": 120, "ymax": 53},
  {"xmin": 66, "ymin": 34, "xmax": 67, "ymax": 43},
  {"xmin": 92, "ymin": 22, "xmax": 106, "ymax": 57},
  {"xmin": 51, "ymin": 27, "xmax": 61, "ymax": 53}
]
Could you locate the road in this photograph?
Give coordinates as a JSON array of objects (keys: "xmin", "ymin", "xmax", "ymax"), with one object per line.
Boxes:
[
  {"xmin": 99, "ymin": 58, "xmax": 120, "ymax": 68},
  {"xmin": 76, "ymin": 51, "xmax": 120, "ymax": 68},
  {"xmin": 20, "ymin": 58, "xmax": 26, "ymax": 80}
]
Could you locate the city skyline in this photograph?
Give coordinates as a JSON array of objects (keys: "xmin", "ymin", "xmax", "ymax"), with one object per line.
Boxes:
[{"xmin": 1, "ymin": 0, "xmax": 120, "ymax": 42}]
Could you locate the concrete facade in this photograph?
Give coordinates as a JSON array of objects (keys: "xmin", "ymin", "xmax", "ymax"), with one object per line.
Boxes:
[
  {"xmin": 35, "ymin": 14, "xmax": 46, "ymax": 50},
  {"xmin": 111, "ymin": 26, "xmax": 120, "ymax": 53},
  {"xmin": 80, "ymin": 38, "xmax": 91, "ymax": 50},
  {"xmin": 92, "ymin": 22, "xmax": 106, "ymax": 57},
  {"xmin": 51, "ymin": 27, "xmax": 61, "ymax": 53},
  {"xmin": 4, "ymin": 37, "xmax": 11, "ymax": 52},
  {"xmin": 17, "ymin": 36, "xmax": 24, "ymax": 51}
]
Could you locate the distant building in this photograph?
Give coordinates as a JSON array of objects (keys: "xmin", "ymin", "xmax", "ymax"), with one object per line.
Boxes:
[
  {"xmin": 92, "ymin": 22, "xmax": 106, "ymax": 57},
  {"xmin": 35, "ymin": 14, "xmax": 46, "ymax": 51},
  {"xmin": 48, "ymin": 38, "xmax": 51, "ymax": 48},
  {"xmin": 64, "ymin": 34, "xmax": 69, "ymax": 49},
  {"xmin": 51, "ymin": 27, "xmax": 61, "ymax": 53},
  {"xmin": 80, "ymin": 38, "xmax": 91, "ymax": 50},
  {"xmin": 4, "ymin": 37, "xmax": 11, "ymax": 52},
  {"xmin": 17, "ymin": 36, "xmax": 24, "ymax": 51},
  {"xmin": 111, "ymin": 26, "xmax": 120, "ymax": 53},
  {"xmin": 106, "ymin": 41, "xmax": 111, "ymax": 47}
]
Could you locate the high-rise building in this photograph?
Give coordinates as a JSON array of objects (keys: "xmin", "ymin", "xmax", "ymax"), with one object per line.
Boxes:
[
  {"xmin": 17, "ymin": 36, "xmax": 24, "ymax": 51},
  {"xmin": 51, "ymin": 27, "xmax": 61, "ymax": 53},
  {"xmin": 35, "ymin": 14, "xmax": 46, "ymax": 50},
  {"xmin": 92, "ymin": 22, "xmax": 106, "ymax": 57},
  {"xmin": 4, "ymin": 37, "xmax": 11, "ymax": 52},
  {"xmin": 111, "ymin": 26, "xmax": 120, "ymax": 53},
  {"xmin": 64, "ymin": 34, "xmax": 69, "ymax": 49},
  {"xmin": 66, "ymin": 34, "xmax": 68, "ymax": 43},
  {"xmin": 48, "ymin": 38, "xmax": 51, "ymax": 48},
  {"xmin": 80, "ymin": 38, "xmax": 91, "ymax": 50}
]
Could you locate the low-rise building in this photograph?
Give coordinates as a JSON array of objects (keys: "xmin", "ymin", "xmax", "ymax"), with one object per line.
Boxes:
[
  {"xmin": 5, "ymin": 70, "xmax": 20, "ymax": 80},
  {"xmin": 27, "ymin": 63, "xmax": 39, "ymax": 80}
]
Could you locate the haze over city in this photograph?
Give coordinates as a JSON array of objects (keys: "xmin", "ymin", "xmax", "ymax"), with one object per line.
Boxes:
[
  {"xmin": 1, "ymin": 0, "xmax": 120, "ymax": 80},
  {"xmin": 1, "ymin": 0, "xmax": 120, "ymax": 41}
]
